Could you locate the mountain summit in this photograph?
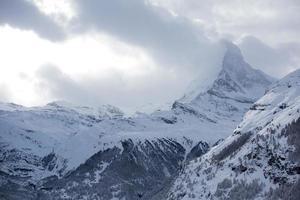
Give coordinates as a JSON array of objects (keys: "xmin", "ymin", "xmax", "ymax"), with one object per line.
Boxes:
[
  {"xmin": 211, "ymin": 41, "xmax": 274, "ymax": 102},
  {"xmin": 182, "ymin": 41, "xmax": 274, "ymax": 105},
  {"xmin": 175, "ymin": 42, "xmax": 275, "ymax": 125}
]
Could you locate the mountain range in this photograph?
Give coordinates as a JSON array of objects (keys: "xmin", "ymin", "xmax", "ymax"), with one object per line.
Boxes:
[{"xmin": 1, "ymin": 42, "xmax": 299, "ymax": 200}]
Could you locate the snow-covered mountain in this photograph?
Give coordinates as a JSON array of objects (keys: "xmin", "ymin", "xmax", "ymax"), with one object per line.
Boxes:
[
  {"xmin": 178, "ymin": 41, "xmax": 274, "ymax": 123},
  {"xmin": 168, "ymin": 69, "xmax": 300, "ymax": 200},
  {"xmin": 0, "ymin": 42, "xmax": 276, "ymax": 199}
]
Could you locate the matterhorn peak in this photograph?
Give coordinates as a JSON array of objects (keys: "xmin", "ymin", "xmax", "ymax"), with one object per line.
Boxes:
[
  {"xmin": 222, "ymin": 40, "xmax": 243, "ymax": 57},
  {"xmin": 181, "ymin": 40, "xmax": 275, "ymax": 105},
  {"xmin": 221, "ymin": 40, "xmax": 251, "ymax": 73}
]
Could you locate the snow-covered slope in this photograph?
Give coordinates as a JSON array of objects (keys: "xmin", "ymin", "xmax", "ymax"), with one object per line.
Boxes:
[
  {"xmin": 168, "ymin": 69, "xmax": 300, "ymax": 200},
  {"xmin": 0, "ymin": 101, "xmax": 125, "ymax": 180}
]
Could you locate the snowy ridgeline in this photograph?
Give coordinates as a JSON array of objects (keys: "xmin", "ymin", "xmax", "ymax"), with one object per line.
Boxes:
[{"xmin": 1, "ymin": 42, "xmax": 298, "ymax": 200}]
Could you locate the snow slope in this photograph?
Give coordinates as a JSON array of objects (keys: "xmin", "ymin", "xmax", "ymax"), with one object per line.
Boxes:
[{"xmin": 168, "ymin": 69, "xmax": 300, "ymax": 200}]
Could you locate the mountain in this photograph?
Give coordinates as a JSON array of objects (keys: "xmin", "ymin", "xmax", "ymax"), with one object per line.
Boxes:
[
  {"xmin": 0, "ymin": 42, "xmax": 275, "ymax": 200},
  {"xmin": 167, "ymin": 69, "xmax": 300, "ymax": 200},
  {"xmin": 178, "ymin": 41, "xmax": 274, "ymax": 122}
]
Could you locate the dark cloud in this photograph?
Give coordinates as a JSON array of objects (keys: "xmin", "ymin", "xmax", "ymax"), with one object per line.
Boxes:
[
  {"xmin": 0, "ymin": 0, "xmax": 65, "ymax": 41},
  {"xmin": 239, "ymin": 36, "xmax": 300, "ymax": 77},
  {"xmin": 72, "ymin": 0, "xmax": 224, "ymax": 72}
]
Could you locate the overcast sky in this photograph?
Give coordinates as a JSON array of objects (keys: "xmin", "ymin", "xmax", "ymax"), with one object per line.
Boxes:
[{"xmin": 0, "ymin": 0, "xmax": 299, "ymax": 113}]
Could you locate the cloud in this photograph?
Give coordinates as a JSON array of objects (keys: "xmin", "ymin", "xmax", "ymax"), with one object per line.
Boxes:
[
  {"xmin": 0, "ymin": 84, "xmax": 11, "ymax": 102},
  {"xmin": 0, "ymin": 0, "xmax": 65, "ymax": 41},
  {"xmin": 152, "ymin": 0, "xmax": 300, "ymax": 44},
  {"xmin": 239, "ymin": 36, "xmax": 300, "ymax": 77},
  {"xmin": 151, "ymin": 0, "xmax": 300, "ymax": 78},
  {"xmin": 70, "ymin": 0, "xmax": 300, "ymax": 78},
  {"xmin": 35, "ymin": 64, "xmax": 192, "ymax": 113},
  {"xmin": 72, "ymin": 0, "xmax": 225, "ymax": 73},
  {"xmin": 35, "ymin": 64, "xmax": 87, "ymax": 103}
]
